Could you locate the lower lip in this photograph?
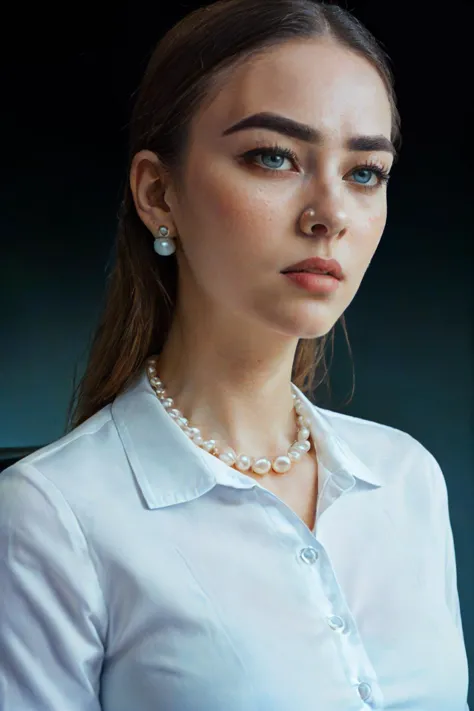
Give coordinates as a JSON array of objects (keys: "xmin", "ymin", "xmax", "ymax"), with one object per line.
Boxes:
[{"xmin": 283, "ymin": 271, "xmax": 341, "ymax": 293}]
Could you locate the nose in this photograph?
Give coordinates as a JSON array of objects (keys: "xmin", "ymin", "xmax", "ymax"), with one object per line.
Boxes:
[{"xmin": 298, "ymin": 202, "xmax": 348, "ymax": 240}]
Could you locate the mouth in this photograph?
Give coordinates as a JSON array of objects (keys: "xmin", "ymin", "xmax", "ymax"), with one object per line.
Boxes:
[
  {"xmin": 281, "ymin": 257, "xmax": 344, "ymax": 281},
  {"xmin": 284, "ymin": 268, "xmax": 332, "ymax": 275}
]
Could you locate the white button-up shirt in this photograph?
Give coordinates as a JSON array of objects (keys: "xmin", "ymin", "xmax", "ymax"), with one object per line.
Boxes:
[{"xmin": 0, "ymin": 366, "xmax": 469, "ymax": 710}]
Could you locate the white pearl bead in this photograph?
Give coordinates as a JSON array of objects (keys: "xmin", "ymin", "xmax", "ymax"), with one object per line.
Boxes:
[
  {"xmin": 202, "ymin": 439, "xmax": 217, "ymax": 453},
  {"xmin": 150, "ymin": 376, "xmax": 161, "ymax": 387},
  {"xmin": 193, "ymin": 435, "xmax": 204, "ymax": 447},
  {"xmin": 168, "ymin": 408, "xmax": 181, "ymax": 419},
  {"xmin": 297, "ymin": 427, "xmax": 311, "ymax": 441},
  {"xmin": 292, "ymin": 440, "xmax": 311, "ymax": 453},
  {"xmin": 297, "ymin": 415, "xmax": 308, "ymax": 427},
  {"xmin": 162, "ymin": 397, "xmax": 174, "ymax": 409},
  {"xmin": 219, "ymin": 449, "xmax": 237, "ymax": 466},
  {"xmin": 252, "ymin": 457, "xmax": 271, "ymax": 475},
  {"xmin": 235, "ymin": 455, "xmax": 252, "ymax": 472},
  {"xmin": 188, "ymin": 427, "xmax": 201, "ymax": 438},
  {"xmin": 272, "ymin": 455, "xmax": 291, "ymax": 473},
  {"xmin": 294, "ymin": 400, "xmax": 304, "ymax": 414},
  {"xmin": 153, "ymin": 237, "xmax": 176, "ymax": 256},
  {"xmin": 288, "ymin": 449, "xmax": 302, "ymax": 462},
  {"xmin": 177, "ymin": 416, "xmax": 188, "ymax": 427}
]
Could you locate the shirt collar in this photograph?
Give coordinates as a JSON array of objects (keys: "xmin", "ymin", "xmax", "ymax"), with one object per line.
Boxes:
[{"xmin": 111, "ymin": 366, "xmax": 383, "ymax": 510}]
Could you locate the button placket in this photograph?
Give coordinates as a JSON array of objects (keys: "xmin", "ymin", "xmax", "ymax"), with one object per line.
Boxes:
[{"xmin": 297, "ymin": 546, "xmax": 380, "ymax": 705}]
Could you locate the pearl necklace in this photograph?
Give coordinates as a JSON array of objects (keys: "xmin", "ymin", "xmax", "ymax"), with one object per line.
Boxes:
[{"xmin": 146, "ymin": 356, "xmax": 312, "ymax": 475}]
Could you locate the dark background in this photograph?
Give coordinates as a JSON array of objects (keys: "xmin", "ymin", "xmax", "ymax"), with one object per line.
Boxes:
[{"xmin": 2, "ymin": 0, "xmax": 473, "ymax": 701}]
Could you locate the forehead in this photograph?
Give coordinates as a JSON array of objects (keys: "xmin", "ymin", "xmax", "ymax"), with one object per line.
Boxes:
[{"xmin": 194, "ymin": 38, "xmax": 392, "ymax": 142}]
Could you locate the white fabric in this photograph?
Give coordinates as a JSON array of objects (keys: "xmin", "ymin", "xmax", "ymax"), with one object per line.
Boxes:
[{"xmin": 0, "ymin": 365, "xmax": 469, "ymax": 710}]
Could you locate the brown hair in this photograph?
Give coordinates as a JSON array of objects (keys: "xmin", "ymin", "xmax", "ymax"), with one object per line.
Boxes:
[{"xmin": 68, "ymin": 0, "xmax": 401, "ymax": 430}]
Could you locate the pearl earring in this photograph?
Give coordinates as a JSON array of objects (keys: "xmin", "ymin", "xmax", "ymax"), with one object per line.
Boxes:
[{"xmin": 153, "ymin": 225, "xmax": 176, "ymax": 256}]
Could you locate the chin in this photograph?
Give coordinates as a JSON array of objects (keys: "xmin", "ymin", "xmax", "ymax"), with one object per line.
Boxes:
[
  {"xmin": 253, "ymin": 293, "xmax": 344, "ymax": 340},
  {"xmin": 271, "ymin": 315, "xmax": 340, "ymax": 340},
  {"xmin": 296, "ymin": 324, "xmax": 336, "ymax": 339},
  {"xmin": 280, "ymin": 305, "xmax": 342, "ymax": 339}
]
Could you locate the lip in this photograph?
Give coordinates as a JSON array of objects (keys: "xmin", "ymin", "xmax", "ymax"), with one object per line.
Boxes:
[
  {"xmin": 281, "ymin": 257, "xmax": 343, "ymax": 280},
  {"xmin": 283, "ymin": 271, "xmax": 340, "ymax": 294}
]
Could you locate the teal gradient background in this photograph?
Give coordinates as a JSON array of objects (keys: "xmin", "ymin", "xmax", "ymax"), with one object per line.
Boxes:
[{"xmin": 1, "ymin": 1, "xmax": 473, "ymax": 704}]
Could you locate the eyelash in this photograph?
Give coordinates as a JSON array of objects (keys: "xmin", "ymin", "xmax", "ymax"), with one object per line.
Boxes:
[{"xmin": 241, "ymin": 143, "xmax": 391, "ymax": 190}]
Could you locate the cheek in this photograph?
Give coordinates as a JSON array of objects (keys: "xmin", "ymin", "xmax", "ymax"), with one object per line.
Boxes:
[
  {"xmin": 185, "ymin": 166, "xmax": 284, "ymax": 268},
  {"xmin": 346, "ymin": 207, "xmax": 387, "ymax": 285},
  {"xmin": 359, "ymin": 206, "xmax": 387, "ymax": 254},
  {"xmin": 367, "ymin": 208, "xmax": 387, "ymax": 229}
]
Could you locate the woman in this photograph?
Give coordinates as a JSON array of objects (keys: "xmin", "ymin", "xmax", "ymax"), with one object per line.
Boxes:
[{"xmin": 0, "ymin": 0, "xmax": 469, "ymax": 709}]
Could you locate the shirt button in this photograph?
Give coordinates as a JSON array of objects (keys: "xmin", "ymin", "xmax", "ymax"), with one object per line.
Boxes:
[
  {"xmin": 327, "ymin": 615, "xmax": 345, "ymax": 632},
  {"xmin": 299, "ymin": 547, "xmax": 319, "ymax": 564},
  {"xmin": 357, "ymin": 682, "xmax": 372, "ymax": 701}
]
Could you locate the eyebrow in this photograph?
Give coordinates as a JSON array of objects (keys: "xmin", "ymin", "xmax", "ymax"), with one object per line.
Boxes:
[{"xmin": 222, "ymin": 111, "xmax": 397, "ymax": 159}]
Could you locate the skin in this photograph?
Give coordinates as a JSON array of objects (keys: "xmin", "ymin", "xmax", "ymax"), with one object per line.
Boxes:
[{"xmin": 130, "ymin": 37, "xmax": 394, "ymax": 493}]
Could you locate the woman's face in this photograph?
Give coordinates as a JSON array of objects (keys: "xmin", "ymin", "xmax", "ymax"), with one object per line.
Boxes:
[{"xmin": 136, "ymin": 38, "xmax": 394, "ymax": 340}]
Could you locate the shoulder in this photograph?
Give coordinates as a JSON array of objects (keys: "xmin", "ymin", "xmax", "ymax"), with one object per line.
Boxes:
[
  {"xmin": 314, "ymin": 401, "xmax": 422, "ymax": 454},
  {"xmin": 0, "ymin": 404, "xmax": 128, "ymax": 523},
  {"xmin": 10, "ymin": 404, "xmax": 116, "ymax": 473},
  {"xmin": 316, "ymin": 402, "xmax": 412, "ymax": 445},
  {"xmin": 312, "ymin": 402, "xmax": 446, "ymax": 493}
]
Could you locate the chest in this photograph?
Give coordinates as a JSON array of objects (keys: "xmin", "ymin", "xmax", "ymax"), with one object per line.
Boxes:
[{"xmin": 99, "ymin": 468, "xmax": 468, "ymax": 711}]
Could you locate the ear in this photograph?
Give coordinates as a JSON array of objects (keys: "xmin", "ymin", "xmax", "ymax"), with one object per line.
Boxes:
[{"xmin": 129, "ymin": 149, "xmax": 178, "ymax": 236}]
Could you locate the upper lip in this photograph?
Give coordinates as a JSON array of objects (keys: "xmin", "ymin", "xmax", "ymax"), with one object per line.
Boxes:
[{"xmin": 282, "ymin": 257, "xmax": 344, "ymax": 280}]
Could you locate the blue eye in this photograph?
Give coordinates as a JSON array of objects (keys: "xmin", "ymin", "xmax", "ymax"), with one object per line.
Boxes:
[
  {"xmin": 351, "ymin": 165, "xmax": 391, "ymax": 189},
  {"xmin": 353, "ymin": 168, "xmax": 374, "ymax": 184},
  {"xmin": 241, "ymin": 144, "xmax": 391, "ymax": 190},
  {"xmin": 241, "ymin": 145, "xmax": 299, "ymax": 171},
  {"xmin": 259, "ymin": 153, "xmax": 290, "ymax": 169}
]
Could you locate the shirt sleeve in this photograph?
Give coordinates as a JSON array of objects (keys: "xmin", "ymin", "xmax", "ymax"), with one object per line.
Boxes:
[
  {"xmin": 427, "ymin": 450, "xmax": 470, "ymax": 710},
  {"xmin": 0, "ymin": 462, "xmax": 107, "ymax": 711},
  {"xmin": 442, "ymin": 499, "xmax": 470, "ymax": 711},
  {"xmin": 433, "ymin": 457, "xmax": 467, "ymax": 643}
]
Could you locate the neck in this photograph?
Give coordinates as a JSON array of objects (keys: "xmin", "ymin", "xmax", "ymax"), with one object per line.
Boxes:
[{"xmin": 155, "ymin": 308, "xmax": 301, "ymax": 459}]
